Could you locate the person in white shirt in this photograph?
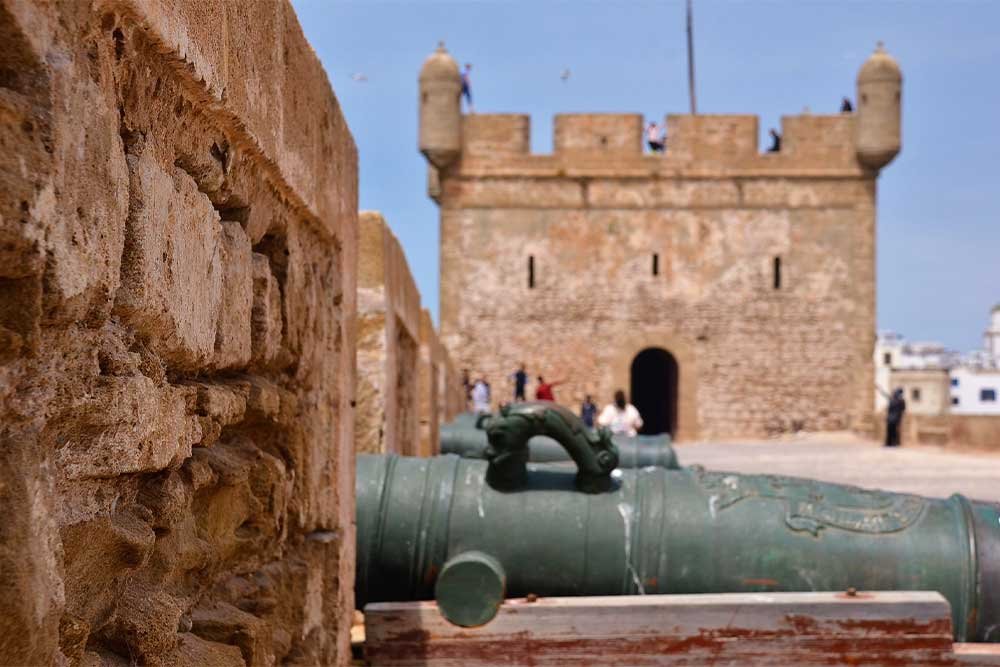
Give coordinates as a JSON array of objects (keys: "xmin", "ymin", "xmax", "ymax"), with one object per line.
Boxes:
[
  {"xmin": 597, "ymin": 390, "xmax": 644, "ymax": 436},
  {"xmin": 471, "ymin": 377, "xmax": 491, "ymax": 414}
]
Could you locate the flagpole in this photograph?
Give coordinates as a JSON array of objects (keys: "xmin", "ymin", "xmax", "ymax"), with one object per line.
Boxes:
[{"xmin": 686, "ymin": 0, "xmax": 697, "ymax": 115}]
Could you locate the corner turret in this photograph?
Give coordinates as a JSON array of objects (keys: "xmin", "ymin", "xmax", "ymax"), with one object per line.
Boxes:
[
  {"xmin": 419, "ymin": 42, "xmax": 462, "ymax": 168},
  {"xmin": 856, "ymin": 42, "xmax": 902, "ymax": 170}
]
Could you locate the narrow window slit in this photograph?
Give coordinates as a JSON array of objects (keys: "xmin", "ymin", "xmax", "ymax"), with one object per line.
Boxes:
[
  {"xmin": 528, "ymin": 255, "xmax": 535, "ymax": 289},
  {"xmin": 773, "ymin": 256, "xmax": 782, "ymax": 290},
  {"xmin": 652, "ymin": 253, "xmax": 659, "ymax": 276}
]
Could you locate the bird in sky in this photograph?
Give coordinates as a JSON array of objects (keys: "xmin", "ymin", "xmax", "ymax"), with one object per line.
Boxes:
[
  {"xmin": 351, "ymin": 72, "xmax": 368, "ymax": 83},
  {"xmin": 560, "ymin": 68, "xmax": 571, "ymax": 82}
]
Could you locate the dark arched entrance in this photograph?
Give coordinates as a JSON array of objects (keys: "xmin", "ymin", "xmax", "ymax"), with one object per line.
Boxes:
[{"xmin": 630, "ymin": 348, "xmax": 679, "ymax": 436}]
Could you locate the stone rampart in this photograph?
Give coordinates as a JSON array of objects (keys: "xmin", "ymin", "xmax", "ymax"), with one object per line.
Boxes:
[
  {"xmin": 0, "ymin": 1, "xmax": 357, "ymax": 664},
  {"xmin": 357, "ymin": 211, "xmax": 421, "ymax": 456}
]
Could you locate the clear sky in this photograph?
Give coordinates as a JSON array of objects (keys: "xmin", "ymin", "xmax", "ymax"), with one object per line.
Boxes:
[{"xmin": 292, "ymin": 0, "xmax": 999, "ymax": 353}]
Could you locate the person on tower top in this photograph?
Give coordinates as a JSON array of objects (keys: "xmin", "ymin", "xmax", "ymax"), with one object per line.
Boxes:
[
  {"xmin": 840, "ymin": 96, "xmax": 854, "ymax": 113},
  {"xmin": 646, "ymin": 121, "xmax": 665, "ymax": 152},
  {"xmin": 461, "ymin": 63, "xmax": 474, "ymax": 113},
  {"xmin": 767, "ymin": 128, "xmax": 782, "ymax": 152}
]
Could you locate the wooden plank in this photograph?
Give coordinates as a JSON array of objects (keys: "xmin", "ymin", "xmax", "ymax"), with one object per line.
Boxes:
[
  {"xmin": 364, "ymin": 591, "xmax": 962, "ymax": 666},
  {"xmin": 955, "ymin": 643, "xmax": 1000, "ymax": 666}
]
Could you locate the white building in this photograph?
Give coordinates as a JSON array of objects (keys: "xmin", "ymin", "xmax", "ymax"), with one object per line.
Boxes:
[
  {"xmin": 873, "ymin": 332, "xmax": 956, "ymax": 415},
  {"xmin": 876, "ymin": 306, "xmax": 1000, "ymax": 416},
  {"xmin": 949, "ymin": 305, "xmax": 1000, "ymax": 415}
]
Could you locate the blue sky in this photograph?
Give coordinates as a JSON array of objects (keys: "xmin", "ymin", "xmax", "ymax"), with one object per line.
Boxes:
[{"xmin": 292, "ymin": 0, "xmax": 999, "ymax": 353}]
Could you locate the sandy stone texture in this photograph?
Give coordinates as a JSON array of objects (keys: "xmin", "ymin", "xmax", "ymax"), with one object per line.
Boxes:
[
  {"xmin": 355, "ymin": 213, "xmax": 464, "ymax": 456},
  {"xmin": 0, "ymin": 1, "xmax": 357, "ymax": 665}
]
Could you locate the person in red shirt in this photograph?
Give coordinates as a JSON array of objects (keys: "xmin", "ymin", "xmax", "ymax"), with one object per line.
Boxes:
[{"xmin": 534, "ymin": 376, "xmax": 564, "ymax": 402}]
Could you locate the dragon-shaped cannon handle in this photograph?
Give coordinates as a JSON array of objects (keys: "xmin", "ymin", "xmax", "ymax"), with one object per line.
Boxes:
[{"xmin": 478, "ymin": 401, "xmax": 619, "ymax": 493}]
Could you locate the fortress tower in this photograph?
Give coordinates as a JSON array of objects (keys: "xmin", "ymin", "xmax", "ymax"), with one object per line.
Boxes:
[{"xmin": 422, "ymin": 44, "xmax": 902, "ymax": 441}]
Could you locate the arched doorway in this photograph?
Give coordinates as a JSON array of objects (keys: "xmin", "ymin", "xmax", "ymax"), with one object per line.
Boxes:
[{"xmin": 630, "ymin": 348, "xmax": 679, "ymax": 436}]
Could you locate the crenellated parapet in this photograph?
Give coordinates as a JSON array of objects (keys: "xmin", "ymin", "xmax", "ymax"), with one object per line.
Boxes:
[{"xmin": 421, "ymin": 44, "xmax": 901, "ymax": 192}]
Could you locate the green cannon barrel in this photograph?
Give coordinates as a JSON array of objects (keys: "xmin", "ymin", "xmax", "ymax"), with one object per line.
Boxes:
[
  {"xmin": 440, "ymin": 411, "xmax": 680, "ymax": 469},
  {"xmin": 356, "ymin": 453, "xmax": 1000, "ymax": 641}
]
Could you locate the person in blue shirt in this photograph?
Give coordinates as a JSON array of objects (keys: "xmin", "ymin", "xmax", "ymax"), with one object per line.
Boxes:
[
  {"xmin": 580, "ymin": 395, "xmax": 598, "ymax": 428},
  {"xmin": 511, "ymin": 363, "xmax": 527, "ymax": 402}
]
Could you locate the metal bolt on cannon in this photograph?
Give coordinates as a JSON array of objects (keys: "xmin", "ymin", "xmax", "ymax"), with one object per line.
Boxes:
[{"xmin": 357, "ymin": 403, "xmax": 1000, "ymax": 641}]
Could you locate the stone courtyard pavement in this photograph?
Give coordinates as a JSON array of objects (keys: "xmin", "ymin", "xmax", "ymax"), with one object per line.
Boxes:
[{"xmin": 675, "ymin": 433, "xmax": 1000, "ymax": 502}]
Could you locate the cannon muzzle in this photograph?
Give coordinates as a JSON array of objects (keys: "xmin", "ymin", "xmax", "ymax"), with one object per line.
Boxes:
[{"xmin": 356, "ymin": 452, "xmax": 1000, "ymax": 641}]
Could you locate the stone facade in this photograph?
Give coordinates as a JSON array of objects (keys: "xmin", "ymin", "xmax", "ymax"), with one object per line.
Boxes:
[
  {"xmin": 424, "ymin": 46, "xmax": 901, "ymax": 442},
  {"xmin": 0, "ymin": 1, "xmax": 357, "ymax": 665}
]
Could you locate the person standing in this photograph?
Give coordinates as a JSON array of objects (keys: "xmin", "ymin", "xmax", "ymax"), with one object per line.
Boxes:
[
  {"xmin": 885, "ymin": 388, "xmax": 906, "ymax": 447},
  {"xmin": 580, "ymin": 395, "xmax": 598, "ymax": 428},
  {"xmin": 535, "ymin": 376, "xmax": 563, "ymax": 402},
  {"xmin": 646, "ymin": 121, "xmax": 664, "ymax": 152},
  {"xmin": 767, "ymin": 128, "xmax": 782, "ymax": 152},
  {"xmin": 461, "ymin": 63, "xmax": 474, "ymax": 113},
  {"xmin": 461, "ymin": 368, "xmax": 472, "ymax": 407},
  {"xmin": 597, "ymin": 390, "xmax": 644, "ymax": 437},
  {"xmin": 840, "ymin": 96, "xmax": 854, "ymax": 113},
  {"xmin": 471, "ymin": 376, "xmax": 491, "ymax": 414},
  {"xmin": 511, "ymin": 363, "xmax": 528, "ymax": 402}
]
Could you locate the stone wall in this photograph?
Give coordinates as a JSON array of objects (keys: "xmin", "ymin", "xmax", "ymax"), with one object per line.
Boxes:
[
  {"xmin": 437, "ymin": 112, "xmax": 879, "ymax": 441},
  {"xmin": 356, "ymin": 211, "xmax": 421, "ymax": 456},
  {"xmin": 356, "ymin": 214, "xmax": 464, "ymax": 457},
  {"xmin": 0, "ymin": 1, "xmax": 357, "ymax": 665},
  {"xmin": 892, "ymin": 414, "xmax": 1000, "ymax": 451}
]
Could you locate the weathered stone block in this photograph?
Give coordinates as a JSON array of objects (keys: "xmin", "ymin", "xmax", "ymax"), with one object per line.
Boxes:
[
  {"xmin": 554, "ymin": 114, "xmax": 643, "ymax": 156},
  {"xmin": 115, "ymin": 153, "xmax": 223, "ymax": 370},
  {"xmin": 214, "ymin": 221, "xmax": 253, "ymax": 369},
  {"xmin": 50, "ymin": 375, "xmax": 200, "ymax": 480},
  {"xmin": 250, "ymin": 252, "xmax": 283, "ymax": 366}
]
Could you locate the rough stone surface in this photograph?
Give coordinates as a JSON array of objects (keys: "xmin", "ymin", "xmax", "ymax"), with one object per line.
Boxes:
[
  {"xmin": 434, "ymin": 112, "xmax": 888, "ymax": 441},
  {"xmin": 356, "ymin": 211, "xmax": 421, "ymax": 456},
  {"xmin": 355, "ymin": 212, "xmax": 462, "ymax": 456},
  {"xmin": 0, "ymin": 1, "xmax": 358, "ymax": 664}
]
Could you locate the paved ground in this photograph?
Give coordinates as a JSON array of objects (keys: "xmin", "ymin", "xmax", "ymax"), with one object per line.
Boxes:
[{"xmin": 675, "ymin": 433, "xmax": 1000, "ymax": 502}]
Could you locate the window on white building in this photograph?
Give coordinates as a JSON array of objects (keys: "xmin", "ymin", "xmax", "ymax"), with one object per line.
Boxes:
[
  {"xmin": 911, "ymin": 388, "xmax": 921, "ymax": 402},
  {"xmin": 883, "ymin": 352, "xmax": 892, "ymax": 366},
  {"xmin": 951, "ymin": 377, "xmax": 959, "ymax": 387},
  {"xmin": 952, "ymin": 396, "xmax": 960, "ymax": 406},
  {"xmin": 982, "ymin": 389, "xmax": 997, "ymax": 402}
]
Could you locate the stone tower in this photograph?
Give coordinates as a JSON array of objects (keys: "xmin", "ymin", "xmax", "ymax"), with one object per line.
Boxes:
[
  {"xmin": 419, "ymin": 42, "xmax": 462, "ymax": 168},
  {"xmin": 856, "ymin": 42, "xmax": 903, "ymax": 170},
  {"xmin": 426, "ymin": 44, "xmax": 902, "ymax": 441}
]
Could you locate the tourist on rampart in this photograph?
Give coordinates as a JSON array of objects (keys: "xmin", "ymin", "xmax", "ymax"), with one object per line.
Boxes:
[
  {"xmin": 535, "ymin": 376, "xmax": 563, "ymax": 402},
  {"xmin": 598, "ymin": 390, "xmax": 644, "ymax": 437},
  {"xmin": 511, "ymin": 363, "xmax": 528, "ymax": 401},
  {"xmin": 840, "ymin": 96, "xmax": 854, "ymax": 113},
  {"xmin": 767, "ymin": 128, "xmax": 782, "ymax": 152},
  {"xmin": 461, "ymin": 63, "xmax": 474, "ymax": 112},
  {"xmin": 580, "ymin": 395, "xmax": 598, "ymax": 427},
  {"xmin": 471, "ymin": 377, "xmax": 491, "ymax": 413},
  {"xmin": 885, "ymin": 388, "xmax": 906, "ymax": 447},
  {"xmin": 646, "ymin": 121, "xmax": 665, "ymax": 152}
]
